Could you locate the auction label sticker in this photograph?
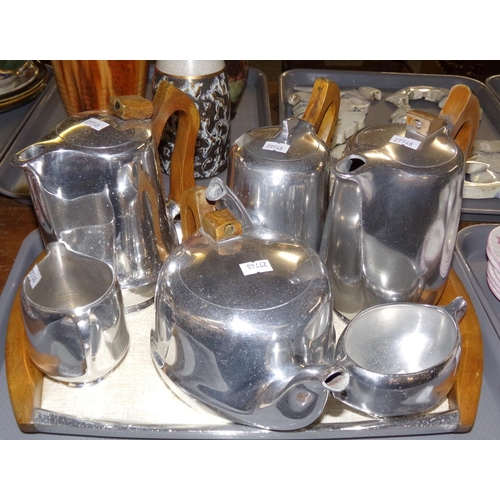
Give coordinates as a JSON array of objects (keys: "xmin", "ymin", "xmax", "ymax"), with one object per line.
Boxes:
[
  {"xmin": 83, "ymin": 118, "xmax": 110, "ymax": 131},
  {"xmin": 389, "ymin": 135, "xmax": 421, "ymax": 150},
  {"xmin": 239, "ymin": 259, "xmax": 273, "ymax": 276},
  {"xmin": 28, "ymin": 265, "xmax": 42, "ymax": 288},
  {"xmin": 262, "ymin": 141, "xmax": 290, "ymax": 154}
]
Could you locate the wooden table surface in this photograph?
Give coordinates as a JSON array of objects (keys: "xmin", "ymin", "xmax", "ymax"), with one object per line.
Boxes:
[{"xmin": 0, "ymin": 195, "xmax": 38, "ymax": 294}]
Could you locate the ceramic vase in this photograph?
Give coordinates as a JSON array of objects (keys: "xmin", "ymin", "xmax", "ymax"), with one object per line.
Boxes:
[{"xmin": 152, "ymin": 60, "xmax": 231, "ymax": 179}]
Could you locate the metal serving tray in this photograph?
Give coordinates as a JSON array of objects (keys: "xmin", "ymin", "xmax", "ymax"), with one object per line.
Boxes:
[
  {"xmin": 0, "ymin": 228, "xmax": 487, "ymax": 440},
  {"xmin": 0, "ymin": 67, "xmax": 271, "ymax": 203},
  {"xmin": 279, "ymin": 69, "xmax": 500, "ymax": 222}
]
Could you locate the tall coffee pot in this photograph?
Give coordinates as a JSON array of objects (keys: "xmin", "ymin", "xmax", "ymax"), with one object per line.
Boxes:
[
  {"xmin": 320, "ymin": 84, "xmax": 480, "ymax": 320},
  {"xmin": 11, "ymin": 80, "xmax": 200, "ymax": 312}
]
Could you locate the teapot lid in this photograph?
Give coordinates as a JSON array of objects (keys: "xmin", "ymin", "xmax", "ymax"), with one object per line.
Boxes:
[
  {"xmin": 346, "ymin": 112, "xmax": 461, "ymax": 169},
  {"xmin": 233, "ymin": 117, "xmax": 330, "ymax": 168},
  {"xmin": 54, "ymin": 111, "xmax": 151, "ymax": 150},
  {"xmin": 168, "ymin": 226, "xmax": 328, "ymax": 311}
]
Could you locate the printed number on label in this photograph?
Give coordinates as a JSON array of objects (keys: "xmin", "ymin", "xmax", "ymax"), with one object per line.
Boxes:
[
  {"xmin": 83, "ymin": 118, "xmax": 110, "ymax": 131},
  {"xmin": 239, "ymin": 259, "xmax": 273, "ymax": 276},
  {"xmin": 28, "ymin": 265, "xmax": 42, "ymax": 288},
  {"xmin": 389, "ymin": 135, "xmax": 421, "ymax": 150},
  {"xmin": 262, "ymin": 141, "xmax": 290, "ymax": 154}
]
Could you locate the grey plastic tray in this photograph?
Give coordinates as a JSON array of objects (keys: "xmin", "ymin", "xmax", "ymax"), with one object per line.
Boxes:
[
  {"xmin": 0, "ymin": 66, "xmax": 54, "ymax": 203},
  {"xmin": 0, "ymin": 67, "xmax": 271, "ymax": 203},
  {"xmin": 455, "ymin": 224, "xmax": 500, "ymax": 341},
  {"xmin": 486, "ymin": 75, "xmax": 500, "ymax": 103},
  {"xmin": 279, "ymin": 69, "xmax": 500, "ymax": 222}
]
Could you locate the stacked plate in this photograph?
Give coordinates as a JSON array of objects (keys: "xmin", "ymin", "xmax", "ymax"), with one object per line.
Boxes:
[
  {"xmin": 0, "ymin": 61, "xmax": 48, "ymax": 113},
  {"xmin": 486, "ymin": 225, "xmax": 500, "ymax": 300}
]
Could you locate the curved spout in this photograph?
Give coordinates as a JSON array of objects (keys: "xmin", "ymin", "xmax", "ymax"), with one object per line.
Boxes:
[
  {"xmin": 332, "ymin": 154, "xmax": 367, "ymax": 180},
  {"xmin": 266, "ymin": 362, "xmax": 337, "ymax": 404},
  {"xmin": 254, "ymin": 362, "xmax": 337, "ymax": 428},
  {"xmin": 10, "ymin": 139, "xmax": 60, "ymax": 172}
]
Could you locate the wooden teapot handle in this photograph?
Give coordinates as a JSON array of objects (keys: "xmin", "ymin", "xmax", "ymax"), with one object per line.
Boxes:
[
  {"xmin": 180, "ymin": 185, "xmax": 242, "ymax": 242},
  {"xmin": 438, "ymin": 84, "xmax": 481, "ymax": 158},
  {"xmin": 109, "ymin": 80, "xmax": 200, "ymax": 206},
  {"xmin": 180, "ymin": 185, "xmax": 216, "ymax": 241},
  {"xmin": 302, "ymin": 78, "xmax": 341, "ymax": 145}
]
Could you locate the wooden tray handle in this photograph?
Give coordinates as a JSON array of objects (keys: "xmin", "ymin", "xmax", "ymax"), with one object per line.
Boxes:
[
  {"xmin": 444, "ymin": 268, "xmax": 483, "ymax": 432},
  {"xmin": 5, "ymin": 251, "xmax": 46, "ymax": 433}
]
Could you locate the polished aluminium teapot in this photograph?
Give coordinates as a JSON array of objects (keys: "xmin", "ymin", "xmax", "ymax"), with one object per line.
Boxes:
[
  {"xmin": 151, "ymin": 179, "xmax": 336, "ymax": 431},
  {"xmin": 11, "ymin": 81, "xmax": 200, "ymax": 312},
  {"xmin": 227, "ymin": 78, "xmax": 340, "ymax": 252},
  {"xmin": 320, "ymin": 84, "xmax": 481, "ymax": 320}
]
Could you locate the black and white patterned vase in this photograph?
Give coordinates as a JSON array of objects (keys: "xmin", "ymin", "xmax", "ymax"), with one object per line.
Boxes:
[{"xmin": 153, "ymin": 60, "xmax": 231, "ymax": 179}]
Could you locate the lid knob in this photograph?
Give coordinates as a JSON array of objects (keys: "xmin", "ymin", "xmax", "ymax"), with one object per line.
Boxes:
[
  {"xmin": 406, "ymin": 110, "xmax": 446, "ymax": 137},
  {"xmin": 202, "ymin": 209, "xmax": 243, "ymax": 241}
]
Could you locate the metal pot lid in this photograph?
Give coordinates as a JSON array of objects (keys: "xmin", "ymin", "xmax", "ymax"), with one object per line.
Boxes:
[
  {"xmin": 173, "ymin": 226, "xmax": 326, "ymax": 310},
  {"xmin": 346, "ymin": 121, "xmax": 461, "ymax": 169},
  {"xmin": 234, "ymin": 117, "xmax": 330, "ymax": 167},
  {"xmin": 54, "ymin": 111, "xmax": 151, "ymax": 150}
]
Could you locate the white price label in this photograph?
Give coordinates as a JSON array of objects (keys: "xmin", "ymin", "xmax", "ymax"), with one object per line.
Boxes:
[
  {"xmin": 389, "ymin": 135, "xmax": 421, "ymax": 150},
  {"xmin": 239, "ymin": 259, "xmax": 273, "ymax": 276},
  {"xmin": 83, "ymin": 118, "xmax": 110, "ymax": 131},
  {"xmin": 28, "ymin": 265, "xmax": 42, "ymax": 289},
  {"xmin": 262, "ymin": 141, "xmax": 290, "ymax": 154},
  {"xmin": 480, "ymin": 141, "xmax": 492, "ymax": 151}
]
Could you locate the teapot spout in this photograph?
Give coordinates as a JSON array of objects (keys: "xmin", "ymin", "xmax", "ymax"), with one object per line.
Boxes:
[
  {"xmin": 264, "ymin": 364, "xmax": 336, "ymax": 428},
  {"xmin": 10, "ymin": 140, "xmax": 57, "ymax": 173}
]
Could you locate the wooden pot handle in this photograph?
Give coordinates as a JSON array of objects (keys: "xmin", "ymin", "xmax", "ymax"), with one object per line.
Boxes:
[
  {"xmin": 109, "ymin": 80, "xmax": 200, "ymax": 206},
  {"xmin": 180, "ymin": 185, "xmax": 216, "ymax": 241},
  {"xmin": 302, "ymin": 77, "xmax": 341, "ymax": 145},
  {"xmin": 438, "ymin": 84, "xmax": 481, "ymax": 158},
  {"xmin": 180, "ymin": 185, "xmax": 242, "ymax": 242}
]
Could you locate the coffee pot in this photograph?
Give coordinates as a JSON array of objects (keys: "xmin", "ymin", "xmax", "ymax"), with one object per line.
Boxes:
[
  {"xmin": 11, "ymin": 80, "xmax": 200, "ymax": 312},
  {"xmin": 320, "ymin": 84, "xmax": 480, "ymax": 320},
  {"xmin": 227, "ymin": 78, "xmax": 340, "ymax": 252}
]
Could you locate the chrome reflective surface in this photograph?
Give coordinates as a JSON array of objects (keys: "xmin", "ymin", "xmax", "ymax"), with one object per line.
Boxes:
[
  {"xmin": 20, "ymin": 242, "xmax": 129, "ymax": 386},
  {"xmin": 321, "ymin": 122, "xmax": 465, "ymax": 320},
  {"xmin": 227, "ymin": 117, "xmax": 331, "ymax": 251},
  {"xmin": 325, "ymin": 298, "xmax": 465, "ymax": 417},
  {"xmin": 11, "ymin": 111, "xmax": 178, "ymax": 312},
  {"xmin": 151, "ymin": 223, "xmax": 336, "ymax": 431},
  {"xmin": 30, "ymin": 407, "xmax": 460, "ymax": 438}
]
